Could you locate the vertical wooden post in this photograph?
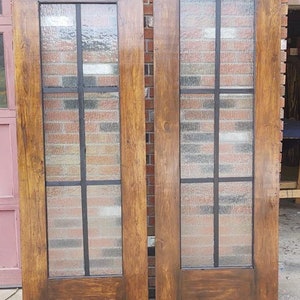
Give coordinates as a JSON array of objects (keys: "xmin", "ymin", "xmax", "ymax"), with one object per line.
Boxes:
[
  {"xmin": 13, "ymin": 0, "xmax": 48, "ymax": 299},
  {"xmin": 118, "ymin": 0, "xmax": 148, "ymax": 299},
  {"xmin": 154, "ymin": 0, "xmax": 180, "ymax": 299},
  {"xmin": 254, "ymin": 0, "xmax": 281, "ymax": 299}
]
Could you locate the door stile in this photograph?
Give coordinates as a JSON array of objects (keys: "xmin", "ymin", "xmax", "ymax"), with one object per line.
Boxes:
[
  {"xmin": 118, "ymin": 0, "xmax": 148, "ymax": 298},
  {"xmin": 254, "ymin": 0, "xmax": 281, "ymax": 298},
  {"xmin": 154, "ymin": 0, "xmax": 180, "ymax": 299},
  {"xmin": 13, "ymin": 0, "xmax": 48, "ymax": 298}
]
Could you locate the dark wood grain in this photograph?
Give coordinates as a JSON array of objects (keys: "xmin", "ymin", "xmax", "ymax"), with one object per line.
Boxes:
[
  {"xmin": 48, "ymin": 278, "xmax": 124, "ymax": 300},
  {"xmin": 254, "ymin": 0, "xmax": 281, "ymax": 299},
  {"xmin": 13, "ymin": 0, "xmax": 48, "ymax": 299},
  {"xmin": 181, "ymin": 269, "xmax": 254, "ymax": 300},
  {"xmin": 154, "ymin": 0, "xmax": 180, "ymax": 299}
]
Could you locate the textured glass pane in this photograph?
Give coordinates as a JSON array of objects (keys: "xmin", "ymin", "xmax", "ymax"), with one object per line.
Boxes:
[
  {"xmin": 219, "ymin": 94, "xmax": 253, "ymax": 177},
  {"xmin": 180, "ymin": 0, "xmax": 215, "ymax": 89},
  {"xmin": 47, "ymin": 186, "xmax": 84, "ymax": 277},
  {"xmin": 181, "ymin": 183, "xmax": 214, "ymax": 268},
  {"xmin": 88, "ymin": 185, "xmax": 122, "ymax": 275},
  {"xmin": 40, "ymin": 5, "xmax": 77, "ymax": 88},
  {"xmin": 219, "ymin": 182, "xmax": 253, "ymax": 266},
  {"xmin": 0, "ymin": 34, "xmax": 7, "ymax": 108},
  {"xmin": 181, "ymin": 94, "xmax": 214, "ymax": 178},
  {"xmin": 220, "ymin": 0, "xmax": 254, "ymax": 88},
  {"xmin": 43, "ymin": 93, "xmax": 80, "ymax": 182},
  {"xmin": 85, "ymin": 92, "xmax": 120, "ymax": 181},
  {"xmin": 81, "ymin": 4, "xmax": 118, "ymax": 87}
]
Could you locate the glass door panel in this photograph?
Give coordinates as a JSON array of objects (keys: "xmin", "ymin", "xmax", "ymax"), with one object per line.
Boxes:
[
  {"xmin": 155, "ymin": 0, "xmax": 281, "ymax": 298},
  {"xmin": 40, "ymin": 3, "xmax": 123, "ymax": 278},
  {"xmin": 180, "ymin": 0, "xmax": 255, "ymax": 270}
]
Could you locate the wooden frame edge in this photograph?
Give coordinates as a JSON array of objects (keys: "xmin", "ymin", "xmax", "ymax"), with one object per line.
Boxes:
[
  {"xmin": 154, "ymin": 0, "xmax": 180, "ymax": 299},
  {"xmin": 118, "ymin": 0, "xmax": 148, "ymax": 299},
  {"xmin": 254, "ymin": 0, "xmax": 281, "ymax": 298},
  {"xmin": 13, "ymin": 0, "xmax": 48, "ymax": 299}
]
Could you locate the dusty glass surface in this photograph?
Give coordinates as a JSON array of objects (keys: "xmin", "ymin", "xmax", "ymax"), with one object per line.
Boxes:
[
  {"xmin": 47, "ymin": 186, "xmax": 84, "ymax": 277},
  {"xmin": 219, "ymin": 182, "xmax": 253, "ymax": 266},
  {"xmin": 181, "ymin": 183, "xmax": 214, "ymax": 268},
  {"xmin": 220, "ymin": 0, "xmax": 254, "ymax": 88},
  {"xmin": 180, "ymin": 0, "xmax": 216, "ymax": 89},
  {"xmin": 0, "ymin": 34, "xmax": 7, "ymax": 108}
]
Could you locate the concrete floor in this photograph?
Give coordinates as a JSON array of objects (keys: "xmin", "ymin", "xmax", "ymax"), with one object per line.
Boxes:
[
  {"xmin": 278, "ymin": 199, "xmax": 300, "ymax": 300},
  {"xmin": 0, "ymin": 200, "xmax": 299, "ymax": 300}
]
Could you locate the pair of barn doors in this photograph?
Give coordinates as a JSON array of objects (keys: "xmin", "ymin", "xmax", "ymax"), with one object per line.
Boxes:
[{"xmin": 15, "ymin": 0, "xmax": 281, "ymax": 299}]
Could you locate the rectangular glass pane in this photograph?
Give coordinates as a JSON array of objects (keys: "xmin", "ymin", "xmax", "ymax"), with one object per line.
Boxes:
[
  {"xmin": 219, "ymin": 182, "xmax": 253, "ymax": 267},
  {"xmin": 40, "ymin": 5, "xmax": 77, "ymax": 88},
  {"xmin": 219, "ymin": 94, "xmax": 253, "ymax": 177},
  {"xmin": 81, "ymin": 4, "xmax": 118, "ymax": 88},
  {"xmin": 47, "ymin": 186, "xmax": 84, "ymax": 277},
  {"xmin": 0, "ymin": 34, "xmax": 7, "ymax": 108},
  {"xmin": 0, "ymin": 124, "xmax": 13, "ymax": 196},
  {"xmin": 85, "ymin": 92, "xmax": 120, "ymax": 181},
  {"xmin": 220, "ymin": 0, "xmax": 254, "ymax": 88},
  {"xmin": 181, "ymin": 183, "xmax": 214, "ymax": 268},
  {"xmin": 181, "ymin": 94, "xmax": 214, "ymax": 179},
  {"xmin": 180, "ymin": 0, "xmax": 215, "ymax": 89},
  {"xmin": 43, "ymin": 93, "xmax": 81, "ymax": 182},
  {"xmin": 0, "ymin": 1, "xmax": 2, "ymax": 15},
  {"xmin": 88, "ymin": 185, "xmax": 122, "ymax": 275}
]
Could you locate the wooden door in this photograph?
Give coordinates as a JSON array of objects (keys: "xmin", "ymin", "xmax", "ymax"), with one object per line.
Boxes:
[
  {"xmin": 0, "ymin": 0, "xmax": 21, "ymax": 287},
  {"xmin": 154, "ymin": 0, "xmax": 281, "ymax": 299},
  {"xmin": 14, "ymin": 0, "xmax": 147, "ymax": 299}
]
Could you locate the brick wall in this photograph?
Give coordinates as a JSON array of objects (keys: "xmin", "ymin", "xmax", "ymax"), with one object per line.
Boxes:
[{"xmin": 144, "ymin": 0, "xmax": 155, "ymax": 297}]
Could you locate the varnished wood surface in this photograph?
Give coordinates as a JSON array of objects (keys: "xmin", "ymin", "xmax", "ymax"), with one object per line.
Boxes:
[
  {"xmin": 48, "ymin": 278, "xmax": 124, "ymax": 299},
  {"xmin": 154, "ymin": 0, "xmax": 180, "ymax": 299},
  {"xmin": 118, "ymin": 0, "xmax": 148, "ymax": 298},
  {"xmin": 181, "ymin": 268, "xmax": 254, "ymax": 300},
  {"xmin": 13, "ymin": 0, "xmax": 48, "ymax": 299},
  {"xmin": 14, "ymin": 0, "xmax": 147, "ymax": 299},
  {"xmin": 254, "ymin": 0, "xmax": 281, "ymax": 299}
]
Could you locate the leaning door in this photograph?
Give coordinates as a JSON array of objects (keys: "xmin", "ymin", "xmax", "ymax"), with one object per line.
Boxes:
[
  {"xmin": 155, "ymin": 0, "xmax": 281, "ymax": 299},
  {"xmin": 14, "ymin": 0, "xmax": 147, "ymax": 299}
]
